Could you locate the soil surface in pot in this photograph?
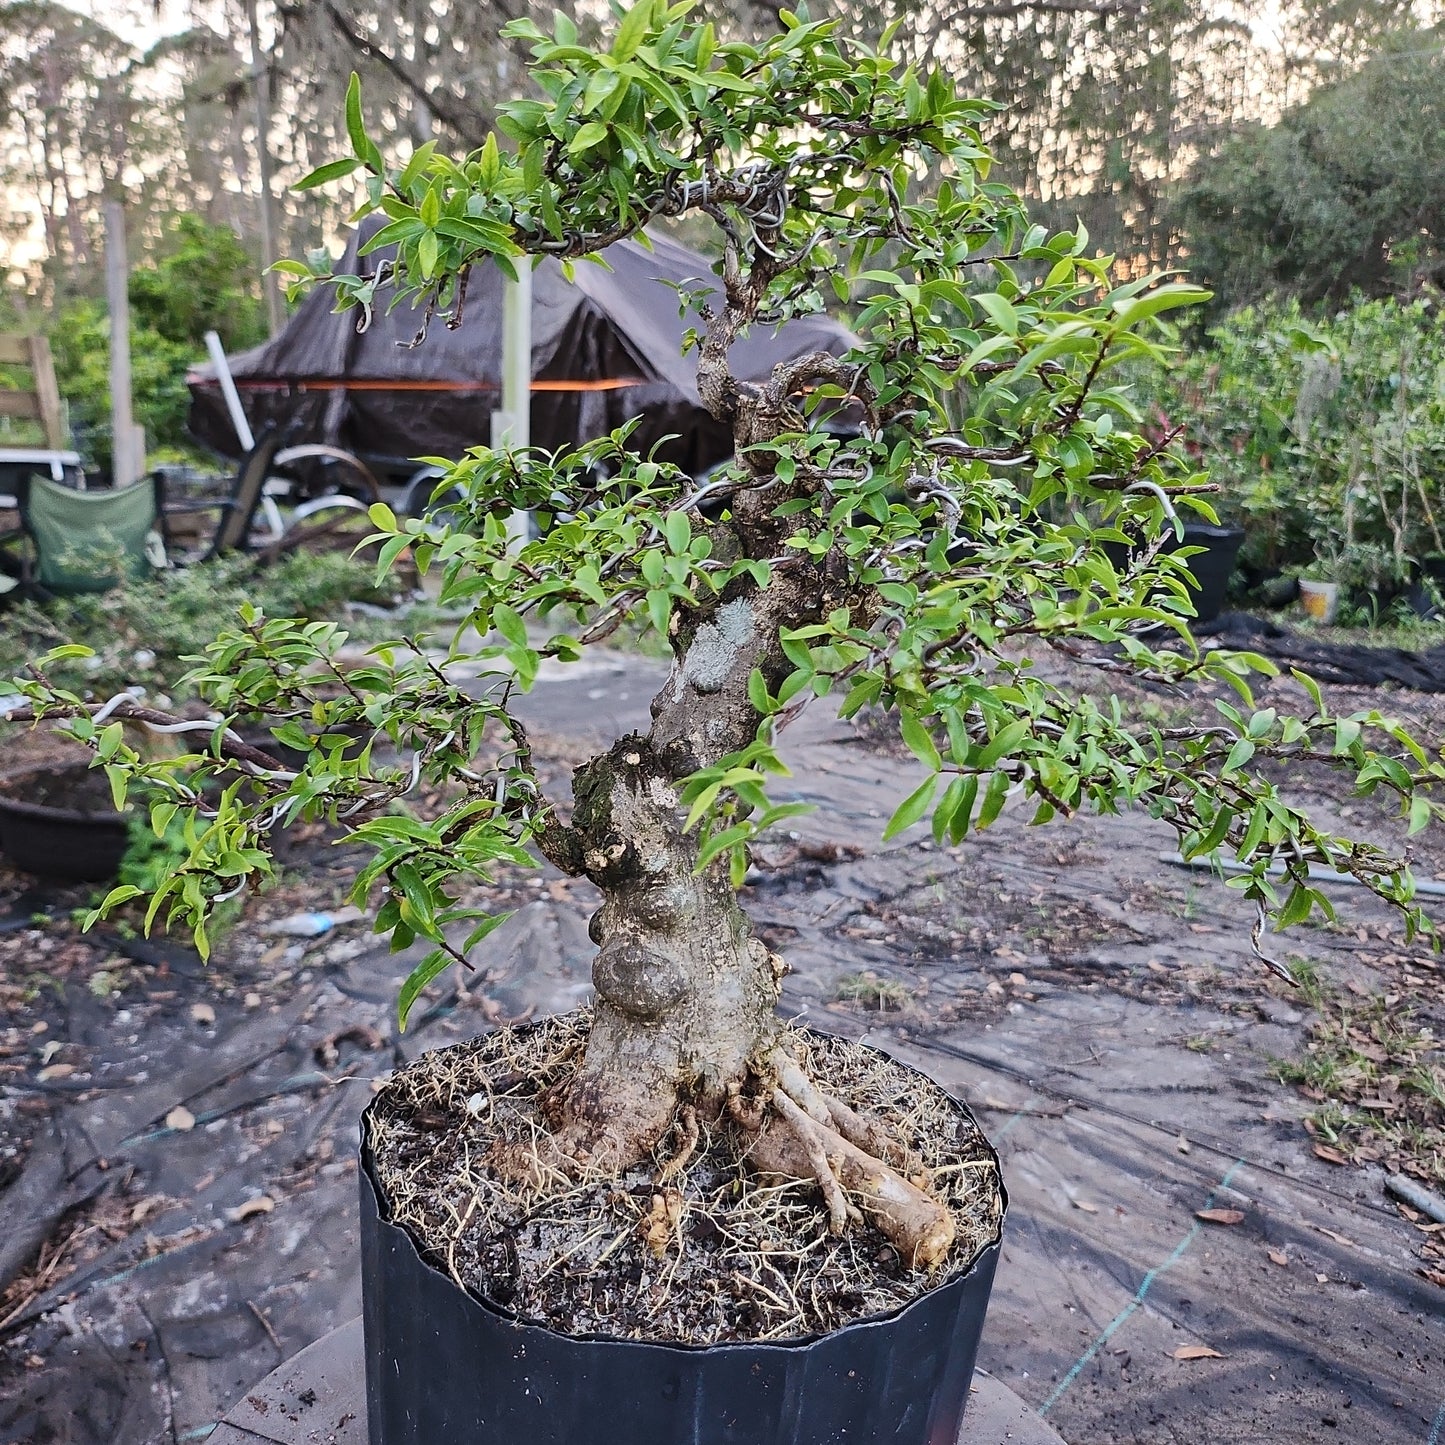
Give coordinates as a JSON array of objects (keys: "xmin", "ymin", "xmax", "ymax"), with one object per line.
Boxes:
[
  {"xmin": 0, "ymin": 763, "xmax": 119, "ymax": 814},
  {"xmin": 366, "ymin": 1010, "xmax": 1003, "ymax": 1346}
]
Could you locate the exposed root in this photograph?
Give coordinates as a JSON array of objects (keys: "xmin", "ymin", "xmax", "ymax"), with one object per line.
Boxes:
[
  {"xmin": 771, "ymin": 1046, "xmax": 922, "ymax": 1175},
  {"xmin": 748, "ymin": 1044, "xmax": 956, "ymax": 1269},
  {"xmin": 656, "ymin": 1105, "xmax": 700, "ymax": 1184},
  {"xmin": 726, "ymin": 1080, "xmax": 767, "ymax": 1131},
  {"xmin": 770, "ymin": 1088, "xmax": 862, "ymax": 1235}
]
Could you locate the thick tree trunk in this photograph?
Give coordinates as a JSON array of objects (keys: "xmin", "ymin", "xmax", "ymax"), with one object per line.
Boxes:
[
  {"xmin": 546, "ymin": 578, "xmax": 812, "ymax": 1170},
  {"xmin": 516, "ymin": 254, "xmax": 957, "ymax": 1264},
  {"xmin": 548, "ymin": 735, "xmax": 784, "ymax": 1171}
]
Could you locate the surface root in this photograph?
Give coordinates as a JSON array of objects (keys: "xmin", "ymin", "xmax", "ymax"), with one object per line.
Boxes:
[{"xmin": 748, "ymin": 1049, "xmax": 957, "ymax": 1269}]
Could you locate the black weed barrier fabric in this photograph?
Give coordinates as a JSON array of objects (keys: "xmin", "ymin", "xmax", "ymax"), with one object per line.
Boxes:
[{"xmin": 1197, "ymin": 613, "xmax": 1445, "ymax": 692}]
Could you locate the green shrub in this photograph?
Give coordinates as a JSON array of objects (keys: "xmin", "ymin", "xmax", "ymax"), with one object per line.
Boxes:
[{"xmin": 1146, "ymin": 294, "xmax": 1445, "ymax": 595}]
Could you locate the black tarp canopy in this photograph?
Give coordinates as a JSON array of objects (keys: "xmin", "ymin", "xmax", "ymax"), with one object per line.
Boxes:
[{"xmin": 187, "ymin": 223, "xmax": 855, "ymax": 479}]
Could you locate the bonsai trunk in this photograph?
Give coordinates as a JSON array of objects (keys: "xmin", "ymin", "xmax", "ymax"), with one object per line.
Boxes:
[
  {"xmin": 529, "ymin": 580, "xmax": 957, "ymax": 1269},
  {"xmin": 545, "ymin": 581, "xmax": 803, "ymax": 1173}
]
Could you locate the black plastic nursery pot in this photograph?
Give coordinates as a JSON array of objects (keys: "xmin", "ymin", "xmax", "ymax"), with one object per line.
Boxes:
[
  {"xmin": 1103, "ymin": 523, "xmax": 1246, "ymax": 625},
  {"xmin": 0, "ymin": 764, "xmax": 129, "ymax": 881},
  {"xmin": 1177, "ymin": 524, "xmax": 1246, "ymax": 624},
  {"xmin": 359, "ymin": 1053, "xmax": 1005, "ymax": 1445}
]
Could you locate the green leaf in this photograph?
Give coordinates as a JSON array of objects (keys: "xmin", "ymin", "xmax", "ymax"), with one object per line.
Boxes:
[
  {"xmin": 1408, "ymin": 796, "xmax": 1432, "ymax": 836},
  {"xmin": 397, "ymin": 950, "xmax": 452, "ymax": 1032},
  {"xmin": 295, "ymin": 157, "xmax": 362, "ymax": 191},
  {"xmin": 96, "ymin": 721, "xmax": 124, "ymax": 761},
  {"xmin": 344, "ymin": 74, "xmax": 380, "ymax": 168},
  {"xmin": 612, "ymin": 0, "xmax": 655, "ymax": 60},
  {"xmin": 570, "ymin": 122, "xmax": 610, "ymax": 155},
  {"xmin": 898, "ymin": 709, "xmax": 942, "ymax": 771},
  {"xmin": 396, "ymin": 139, "xmax": 437, "ymax": 193},
  {"xmin": 697, "ymin": 822, "xmax": 753, "ymax": 871},
  {"xmin": 1277, "ymin": 882, "xmax": 1315, "ymax": 929},
  {"xmin": 976, "ymin": 770, "xmax": 1010, "ymax": 829},
  {"xmin": 974, "ymin": 292, "xmax": 1019, "ymax": 336},
  {"xmin": 96, "ymin": 883, "xmax": 144, "ymax": 914},
  {"xmin": 1222, "ymin": 738, "xmax": 1255, "ymax": 775},
  {"xmin": 346, "ymin": 73, "xmax": 366, "ymax": 154},
  {"xmin": 1112, "ymin": 283, "xmax": 1212, "ymax": 328},
  {"xmin": 882, "ymin": 775, "xmax": 937, "ymax": 840},
  {"xmin": 493, "ymin": 604, "xmax": 528, "ymax": 647},
  {"xmin": 105, "ymin": 765, "xmax": 128, "ymax": 812},
  {"xmin": 747, "ymin": 669, "xmax": 774, "ymax": 716},
  {"xmin": 462, "ymin": 909, "xmax": 515, "ymax": 951},
  {"xmin": 663, "ymin": 510, "xmax": 691, "ymax": 554}
]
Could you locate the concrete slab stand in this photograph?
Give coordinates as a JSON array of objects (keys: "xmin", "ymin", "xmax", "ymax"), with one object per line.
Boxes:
[{"xmin": 209, "ymin": 1317, "xmax": 1066, "ymax": 1445}]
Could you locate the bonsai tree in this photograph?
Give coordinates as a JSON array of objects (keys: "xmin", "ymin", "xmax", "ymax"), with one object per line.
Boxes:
[{"xmin": 10, "ymin": 2, "xmax": 1443, "ymax": 1271}]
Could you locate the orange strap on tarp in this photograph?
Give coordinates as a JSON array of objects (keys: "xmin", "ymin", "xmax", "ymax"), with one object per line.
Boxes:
[{"xmin": 189, "ymin": 377, "xmax": 650, "ymax": 394}]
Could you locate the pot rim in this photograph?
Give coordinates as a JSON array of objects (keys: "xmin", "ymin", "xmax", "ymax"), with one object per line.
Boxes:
[
  {"xmin": 361, "ymin": 1018, "xmax": 1008, "ymax": 1356},
  {"xmin": 0, "ymin": 763, "xmax": 129, "ymax": 827}
]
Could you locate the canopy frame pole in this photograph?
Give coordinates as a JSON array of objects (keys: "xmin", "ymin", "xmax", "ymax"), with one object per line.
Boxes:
[
  {"xmin": 106, "ymin": 201, "xmax": 144, "ymax": 488},
  {"xmin": 206, "ymin": 331, "xmax": 257, "ymax": 453},
  {"xmin": 494, "ymin": 264, "xmax": 532, "ymax": 548}
]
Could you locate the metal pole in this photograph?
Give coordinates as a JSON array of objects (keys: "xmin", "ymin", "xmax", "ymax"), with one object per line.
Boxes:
[
  {"xmin": 205, "ymin": 330, "xmax": 256, "ymax": 452},
  {"xmin": 245, "ymin": 0, "xmax": 285, "ymax": 337},
  {"xmin": 104, "ymin": 201, "xmax": 139, "ymax": 487},
  {"xmin": 494, "ymin": 262, "xmax": 532, "ymax": 546}
]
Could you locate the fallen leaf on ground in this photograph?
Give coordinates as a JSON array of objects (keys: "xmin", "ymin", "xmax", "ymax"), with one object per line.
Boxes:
[
  {"xmin": 189, "ymin": 1003, "xmax": 215, "ymax": 1026},
  {"xmin": 227, "ymin": 1196, "xmax": 275, "ymax": 1223},
  {"xmin": 1072, "ymin": 1199, "xmax": 1099, "ymax": 1214},
  {"xmin": 1313, "ymin": 1225, "xmax": 1356, "ymax": 1247},
  {"xmin": 165, "ymin": 1106, "xmax": 196, "ymax": 1132},
  {"xmin": 131, "ymin": 1196, "xmax": 167, "ymax": 1224},
  {"xmin": 36, "ymin": 1063, "xmax": 75, "ymax": 1081},
  {"xmin": 1268, "ymin": 1249, "xmax": 1289, "ymax": 1266},
  {"xmin": 1172, "ymin": 1345, "xmax": 1224, "ymax": 1361},
  {"xmin": 1196, "ymin": 1208, "xmax": 1245, "ymax": 1226},
  {"xmin": 1177, "ymin": 1135, "xmax": 1192, "ymax": 1154},
  {"xmin": 983, "ymin": 1097, "xmax": 1013, "ymax": 1111},
  {"xmin": 1312, "ymin": 1144, "xmax": 1347, "ymax": 1165},
  {"xmin": 1315, "ymin": 1272, "xmax": 1329, "ymax": 1283}
]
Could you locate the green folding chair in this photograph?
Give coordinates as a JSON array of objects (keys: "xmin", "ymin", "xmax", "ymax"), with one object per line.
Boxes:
[{"xmin": 14, "ymin": 471, "xmax": 167, "ymax": 598}]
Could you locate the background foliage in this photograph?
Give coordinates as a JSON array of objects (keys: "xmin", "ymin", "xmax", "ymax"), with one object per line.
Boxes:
[{"xmin": 1146, "ymin": 294, "xmax": 1445, "ymax": 595}]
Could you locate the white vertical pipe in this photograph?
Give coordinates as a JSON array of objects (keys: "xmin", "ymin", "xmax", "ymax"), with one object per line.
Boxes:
[
  {"xmin": 105, "ymin": 201, "xmax": 140, "ymax": 487},
  {"xmin": 206, "ymin": 330, "xmax": 256, "ymax": 453},
  {"xmin": 495, "ymin": 262, "xmax": 532, "ymax": 547}
]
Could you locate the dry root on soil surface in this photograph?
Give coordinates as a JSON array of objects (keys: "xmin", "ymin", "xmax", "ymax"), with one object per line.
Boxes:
[{"xmin": 741, "ymin": 1045, "xmax": 956, "ymax": 1269}]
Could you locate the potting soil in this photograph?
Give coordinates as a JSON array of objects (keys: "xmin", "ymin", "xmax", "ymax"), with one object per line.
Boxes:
[{"xmin": 364, "ymin": 1013, "xmax": 1004, "ymax": 1345}]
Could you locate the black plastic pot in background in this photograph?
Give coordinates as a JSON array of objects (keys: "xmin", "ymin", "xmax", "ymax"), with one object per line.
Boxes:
[
  {"xmin": 1175, "ymin": 524, "xmax": 1247, "ymax": 624},
  {"xmin": 359, "ymin": 1085, "xmax": 1005, "ymax": 1445},
  {"xmin": 1102, "ymin": 523, "xmax": 1246, "ymax": 625},
  {"xmin": 0, "ymin": 765, "xmax": 129, "ymax": 881}
]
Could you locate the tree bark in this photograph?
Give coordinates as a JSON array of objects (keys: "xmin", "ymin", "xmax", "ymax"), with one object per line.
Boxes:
[{"xmin": 546, "ymin": 570, "xmax": 817, "ymax": 1169}]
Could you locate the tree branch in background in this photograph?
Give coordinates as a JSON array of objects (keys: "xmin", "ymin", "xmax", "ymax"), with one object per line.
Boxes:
[{"xmin": 310, "ymin": 0, "xmax": 492, "ymax": 147}]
